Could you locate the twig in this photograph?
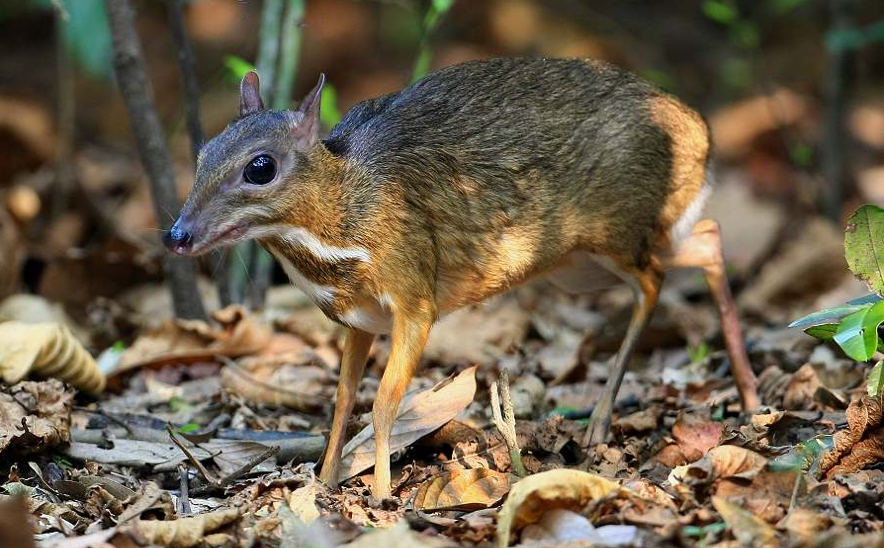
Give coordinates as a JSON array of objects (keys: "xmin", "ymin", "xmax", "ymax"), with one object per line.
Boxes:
[
  {"xmin": 256, "ymin": 0, "xmax": 283, "ymax": 104},
  {"xmin": 166, "ymin": 0, "xmax": 233, "ymax": 308},
  {"xmin": 104, "ymin": 0, "xmax": 207, "ymax": 320},
  {"xmin": 166, "ymin": 0, "xmax": 202, "ymax": 160},
  {"xmin": 53, "ymin": 6, "xmax": 75, "ymax": 220},
  {"xmin": 273, "ymin": 0, "xmax": 305, "ymax": 110},
  {"xmin": 489, "ymin": 370, "xmax": 528, "ymax": 478},
  {"xmin": 821, "ymin": 0, "xmax": 855, "ymax": 221},
  {"xmin": 166, "ymin": 425, "xmax": 281, "ymax": 494},
  {"xmin": 167, "ymin": 425, "xmax": 219, "ymax": 485},
  {"xmin": 177, "ymin": 464, "xmax": 192, "ymax": 515}
]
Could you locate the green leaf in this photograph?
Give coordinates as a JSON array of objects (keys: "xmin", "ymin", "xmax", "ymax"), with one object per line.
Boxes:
[
  {"xmin": 769, "ymin": 436, "xmax": 833, "ymax": 472},
  {"xmin": 687, "ymin": 341, "xmax": 710, "ymax": 363},
  {"xmin": 844, "ymin": 205, "xmax": 884, "ymax": 295},
  {"xmin": 868, "ymin": 361, "xmax": 884, "ymax": 397},
  {"xmin": 702, "ymin": 0, "xmax": 738, "ymax": 24},
  {"xmin": 224, "ymin": 55, "xmax": 256, "ymax": 83},
  {"xmin": 320, "ymin": 83, "xmax": 342, "ymax": 128},
  {"xmin": 804, "ymin": 324, "xmax": 838, "ymax": 341},
  {"xmin": 833, "ymin": 301, "xmax": 884, "ymax": 361},
  {"xmin": 683, "ymin": 522, "xmax": 727, "ymax": 539},
  {"xmin": 178, "ymin": 423, "xmax": 200, "ymax": 434},
  {"xmin": 431, "ymin": 0, "xmax": 455, "ymax": 14},
  {"xmin": 789, "ymin": 293, "xmax": 883, "ymax": 328}
]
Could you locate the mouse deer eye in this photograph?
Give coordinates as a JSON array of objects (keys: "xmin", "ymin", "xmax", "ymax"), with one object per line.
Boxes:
[{"xmin": 243, "ymin": 155, "xmax": 277, "ymax": 185}]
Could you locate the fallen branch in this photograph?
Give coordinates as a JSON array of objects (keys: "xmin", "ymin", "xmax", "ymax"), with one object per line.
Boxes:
[{"xmin": 490, "ymin": 370, "xmax": 528, "ymax": 478}]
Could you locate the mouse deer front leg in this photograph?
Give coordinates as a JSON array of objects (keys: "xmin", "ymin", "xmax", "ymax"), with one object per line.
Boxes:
[
  {"xmin": 320, "ymin": 328, "xmax": 375, "ymax": 487},
  {"xmin": 371, "ymin": 303, "xmax": 434, "ymax": 500}
]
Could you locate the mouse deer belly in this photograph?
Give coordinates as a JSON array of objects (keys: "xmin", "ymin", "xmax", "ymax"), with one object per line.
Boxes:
[{"xmin": 546, "ymin": 250, "xmax": 632, "ymax": 294}]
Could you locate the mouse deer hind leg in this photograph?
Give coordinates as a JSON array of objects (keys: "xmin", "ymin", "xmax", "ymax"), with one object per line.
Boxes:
[
  {"xmin": 319, "ymin": 328, "xmax": 375, "ymax": 487},
  {"xmin": 583, "ymin": 266, "xmax": 663, "ymax": 448},
  {"xmin": 660, "ymin": 218, "xmax": 760, "ymax": 410}
]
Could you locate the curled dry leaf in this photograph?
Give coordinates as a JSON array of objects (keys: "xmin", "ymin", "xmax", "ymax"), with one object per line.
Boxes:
[
  {"xmin": 0, "ymin": 321, "xmax": 104, "ymax": 393},
  {"xmin": 820, "ymin": 395, "xmax": 884, "ymax": 478},
  {"xmin": 668, "ymin": 445, "xmax": 768, "ymax": 497},
  {"xmin": 495, "ymin": 469, "xmax": 629, "ymax": 548},
  {"xmin": 116, "ymin": 305, "xmax": 272, "ymax": 373},
  {"xmin": 337, "ymin": 366, "xmax": 478, "ymax": 482},
  {"xmin": 414, "ymin": 468, "xmax": 513, "ymax": 512},
  {"xmin": 125, "ymin": 507, "xmax": 242, "ymax": 548},
  {"xmin": 0, "ymin": 379, "xmax": 72, "ymax": 457}
]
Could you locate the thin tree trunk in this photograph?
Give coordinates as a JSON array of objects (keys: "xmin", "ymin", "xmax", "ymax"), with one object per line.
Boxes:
[
  {"xmin": 822, "ymin": 0, "xmax": 854, "ymax": 222},
  {"xmin": 105, "ymin": 0, "xmax": 206, "ymax": 320},
  {"xmin": 53, "ymin": 6, "xmax": 75, "ymax": 220},
  {"xmin": 166, "ymin": 0, "xmax": 233, "ymax": 307}
]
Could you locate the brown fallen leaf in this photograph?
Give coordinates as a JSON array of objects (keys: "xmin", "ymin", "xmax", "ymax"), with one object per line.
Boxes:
[
  {"xmin": 414, "ymin": 468, "xmax": 513, "ymax": 512},
  {"xmin": 115, "ymin": 305, "xmax": 272, "ymax": 373},
  {"xmin": 124, "ymin": 507, "xmax": 242, "ymax": 548},
  {"xmin": 784, "ymin": 363, "xmax": 825, "ymax": 410},
  {"xmin": 671, "ymin": 410, "xmax": 725, "ymax": 462},
  {"xmin": 220, "ymin": 358, "xmax": 330, "ymax": 411},
  {"xmin": 0, "ymin": 321, "xmax": 104, "ymax": 393},
  {"xmin": 337, "ymin": 366, "xmax": 478, "ymax": 482},
  {"xmin": 0, "ymin": 379, "xmax": 72, "ymax": 457},
  {"xmin": 495, "ymin": 469, "xmax": 629, "ymax": 548},
  {"xmin": 820, "ymin": 395, "xmax": 884, "ymax": 478},
  {"xmin": 669, "ymin": 445, "xmax": 768, "ymax": 490},
  {"xmin": 713, "ymin": 495, "xmax": 777, "ymax": 547}
]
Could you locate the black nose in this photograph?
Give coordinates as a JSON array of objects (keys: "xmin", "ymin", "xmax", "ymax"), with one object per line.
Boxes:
[{"xmin": 163, "ymin": 219, "xmax": 192, "ymax": 254}]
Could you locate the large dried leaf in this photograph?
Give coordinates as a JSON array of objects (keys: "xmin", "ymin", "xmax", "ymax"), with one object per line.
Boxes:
[
  {"xmin": 0, "ymin": 379, "xmax": 72, "ymax": 457},
  {"xmin": 116, "ymin": 305, "xmax": 272, "ymax": 373},
  {"xmin": 0, "ymin": 321, "xmax": 104, "ymax": 393},
  {"xmin": 125, "ymin": 507, "xmax": 242, "ymax": 548},
  {"xmin": 414, "ymin": 468, "xmax": 513, "ymax": 512},
  {"xmin": 495, "ymin": 469, "xmax": 629, "ymax": 548},
  {"xmin": 343, "ymin": 521, "xmax": 456, "ymax": 548},
  {"xmin": 712, "ymin": 496, "xmax": 777, "ymax": 546},
  {"xmin": 845, "ymin": 204, "xmax": 884, "ymax": 295},
  {"xmin": 337, "ymin": 366, "xmax": 478, "ymax": 481}
]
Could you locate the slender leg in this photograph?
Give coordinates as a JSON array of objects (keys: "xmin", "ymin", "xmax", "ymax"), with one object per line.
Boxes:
[
  {"xmin": 371, "ymin": 311, "xmax": 433, "ymax": 499},
  {"xmin": 319, "ymin": 328, "xmax": 375, "ymax": 487},
  {"xmin": 583, "ymin": 269, "xmax": 662, "ymax": 447},
  {"xmin": 660, "ymin": 219, "xmax": 759, "ymax": 410}
]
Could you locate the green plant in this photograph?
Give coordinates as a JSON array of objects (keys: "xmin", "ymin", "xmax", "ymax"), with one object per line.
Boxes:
[
  {"xmin": 790, "ymin": 205, "xmax": 884, "ymax": 396},
  {"xmin": 411, "ymin": 0, "xmax": 455, "ymax": 83}
]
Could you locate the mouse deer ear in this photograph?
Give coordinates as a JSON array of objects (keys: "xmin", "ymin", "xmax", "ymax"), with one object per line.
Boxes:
[
  {"xmin": 293, "ymin": 73, "xmax": 326, "ymax": 149},
  {"xmin": 240, "ymin": 71, "xmax": 264, "ymax": 116}
]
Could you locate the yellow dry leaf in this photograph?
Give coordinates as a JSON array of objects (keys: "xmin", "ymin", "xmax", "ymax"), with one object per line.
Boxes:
[
  {"xmin": 414, "ymin": 468, "xmax": 513, "ymax": 512},
  {"xmin": 288, "ymin": 483, "xmax": 320, "ymax": 524},
  {"xmin": 495, "ymin": 469, "xmax": 628, "ymax": 548},
  {"xmin": 128, "ymin": 507, "xmax": 242, "ymax": 548},
  {"xmin": 712, "ymin": 496, "xmax": 777, "ymax": 547}
]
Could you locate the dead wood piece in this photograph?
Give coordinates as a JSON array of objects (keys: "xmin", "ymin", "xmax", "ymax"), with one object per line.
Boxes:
[{"xmin": 490, "ymin": 370, "xmax": 528, "ymax": 478}]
